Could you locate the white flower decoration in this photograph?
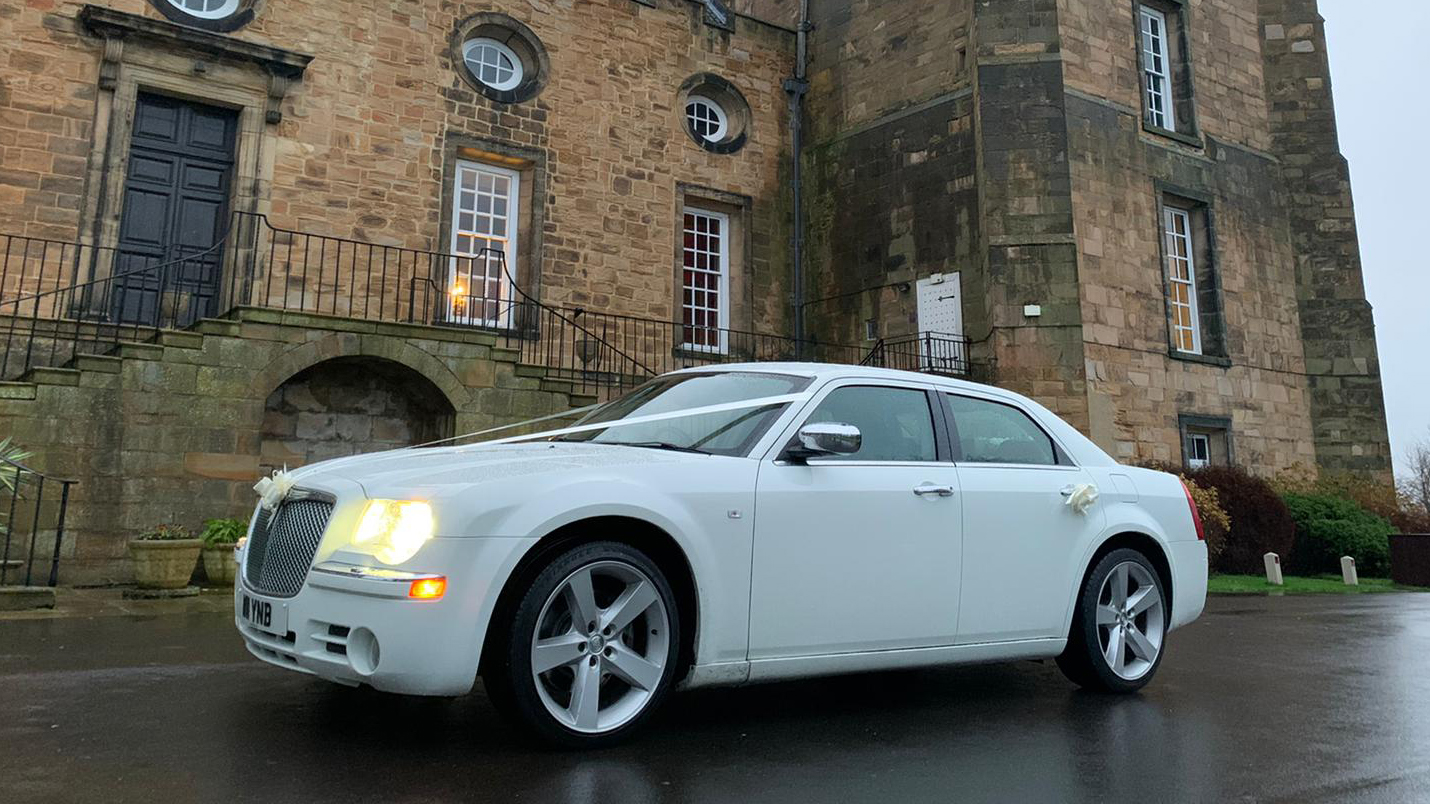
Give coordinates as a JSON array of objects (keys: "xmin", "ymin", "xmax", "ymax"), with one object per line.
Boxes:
[
  {"xmin": 1064, "ymin": 483, "xmax": 1099, "ymax": 515},
  {"xmin": 253, "ymin": 467, "xmax": 296, "ymax": 512}
]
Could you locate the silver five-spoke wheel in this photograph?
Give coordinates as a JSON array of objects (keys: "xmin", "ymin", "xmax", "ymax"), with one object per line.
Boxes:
[
  {"xmin": 530, "ymin": 560, "xmax": 671, "ymax": 734},
  {"xmin": 1096, "ymin": 560, "xmax": 1165, "ymax": 681}
]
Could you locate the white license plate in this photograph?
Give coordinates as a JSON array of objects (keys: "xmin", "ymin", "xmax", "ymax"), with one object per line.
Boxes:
[{"xmin": 240, "ymin": 591, "xmax": 289, "ymax": 637}]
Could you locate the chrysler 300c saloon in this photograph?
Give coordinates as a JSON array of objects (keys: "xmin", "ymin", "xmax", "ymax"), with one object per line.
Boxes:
[{"xmin": 235, "ymin": 364, "xmax": 1208, "ymax": 747}]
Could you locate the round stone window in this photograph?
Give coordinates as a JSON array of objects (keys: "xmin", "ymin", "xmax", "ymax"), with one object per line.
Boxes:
[
  {"xmin": 450, "ymin": 14, "xmax": 549, "ymax": 104},
  {"xmin": 686, "ymin": 96, "xmax": 728, "ymax": 143},
  {"xmin": 679, "ymin": 74, "xmax": 750, "ymax": 155},
  {"xmin": 167, "ymin": 0, "xmax": 239, "ymax": 19},
  {"xmin": 148, "ymin": 0, "xmax": 256, "ymax": 31},
  {"xmin": 463, "ymin": 38, "xmax": 523, "ymax": 92}
]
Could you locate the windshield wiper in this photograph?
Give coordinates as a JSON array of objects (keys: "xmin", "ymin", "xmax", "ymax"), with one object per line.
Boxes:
[{"xmin": 601, "ymin": 441, "xmax": 710, "ymax": 455}]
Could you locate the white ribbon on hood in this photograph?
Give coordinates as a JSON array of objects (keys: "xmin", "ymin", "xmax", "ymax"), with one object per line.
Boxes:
[
  {"xmin": 253, "ymin": 466, "xmax": 296, "ymax": 511},
  {"xmin": 1064, "ymin": 483, "xmax": 1099, "ymax": 515}
]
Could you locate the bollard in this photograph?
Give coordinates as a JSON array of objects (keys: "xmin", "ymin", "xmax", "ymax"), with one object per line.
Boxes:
[
  {"xmin": 1341, "ymin": 556, "xmax": 1358, "ymax": 586},
  {"xmin": 1264, "ymin": 552, "xmax": 1284, "ymax": 586}
]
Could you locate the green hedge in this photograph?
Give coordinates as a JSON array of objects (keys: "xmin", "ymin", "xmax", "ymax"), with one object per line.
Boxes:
[{"xmin": 1282, "ymin": 493, "xmax": 1394, "ymax": 576}]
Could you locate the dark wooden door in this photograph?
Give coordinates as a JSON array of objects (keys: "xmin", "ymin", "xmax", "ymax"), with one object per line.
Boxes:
[{"xmin": 113, "ymin": 93, "xmax": 237, "ymax": 326}]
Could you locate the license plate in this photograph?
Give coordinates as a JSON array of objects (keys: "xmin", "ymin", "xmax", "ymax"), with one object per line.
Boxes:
[{"xmin": 240, "ymin": 592, "xmax": 289, "ymax": 637}]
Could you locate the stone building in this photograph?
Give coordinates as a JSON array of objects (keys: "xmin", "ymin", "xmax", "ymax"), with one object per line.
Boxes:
[{"xmin": 0, "ymin": 0, "xmax": 1390, "ymax": 582}]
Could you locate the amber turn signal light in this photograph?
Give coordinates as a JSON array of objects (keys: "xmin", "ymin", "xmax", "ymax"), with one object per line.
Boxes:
[{"xmin": 408, "ymin": 577, "xmax": 447, "ymax": 600}]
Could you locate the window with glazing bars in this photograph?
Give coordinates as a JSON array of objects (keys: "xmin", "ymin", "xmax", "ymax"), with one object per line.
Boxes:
[
  {"xmin": 1140, "ymin": 6, "xmax": 1176, "ymax": 131},
  {"xmin": 449, "ymin": 161, "xmax": 519, "ymax": 327},
  {"xmin": 681, "ymin": 208, "xmax": 729, "ymax": 352},
  {"xmin": 1164, "ymin": 206, "xmax": 1200, "ymax": 353}
]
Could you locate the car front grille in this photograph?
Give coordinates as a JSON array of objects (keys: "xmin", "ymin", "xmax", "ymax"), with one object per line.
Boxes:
[{"xmin": 243, "ymin": 493, "xmax": 334, "ymax": 598}]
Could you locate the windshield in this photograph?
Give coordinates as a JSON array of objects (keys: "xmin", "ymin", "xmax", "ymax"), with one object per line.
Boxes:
[{"xmin": 555, "ymin": 371, "xmax": 812, "ymax": 456}]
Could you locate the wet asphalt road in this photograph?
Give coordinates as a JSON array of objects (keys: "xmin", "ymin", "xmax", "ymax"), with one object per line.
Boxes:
[{"xmin": 2, "ymin": 594, "xmax": 1429, "ymax": 804}]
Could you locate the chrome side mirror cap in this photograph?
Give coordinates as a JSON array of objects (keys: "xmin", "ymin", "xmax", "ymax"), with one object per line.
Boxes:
[{"xmin": 786, "ymin": 422, "xmax": 861, "ymax": 462}]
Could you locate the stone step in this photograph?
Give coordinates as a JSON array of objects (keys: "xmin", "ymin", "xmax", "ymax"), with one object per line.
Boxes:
[
  {"xmin": 490, "ymin": 346, "xmax": 521, "ymax": 363},
  {"xmin": 0, "ymin": 382, "xmax": 37, "ymax": 400},
  {"xmin": 514, "ymin": 364, "xmax": 547, "ymax": 378},
  {"xmin": 74, "ymin": 354, "xmax": 122, "ymax": 373},
  {"xmin": 25, "ymin": 367, "xmax": 80, "ymax": 386},
  {"xmin": 153, "ymin": 330, "xmax": 204, "ymax": 350},
  {"xmin": 192, "ymin": 318, "xmax": 242, "ymax": 337},
  {"xmin": 113, "ymin": 341, "xmax": 164, "ymax": 361}
]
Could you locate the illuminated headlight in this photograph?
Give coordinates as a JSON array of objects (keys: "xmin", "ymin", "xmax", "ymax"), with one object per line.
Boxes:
[{"xmin": 351, "ymin": 500, "xmax": 434, "ymax": 565}]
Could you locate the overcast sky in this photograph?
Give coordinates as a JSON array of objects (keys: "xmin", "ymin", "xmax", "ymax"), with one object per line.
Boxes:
[{"xmin": 1320, "ymin": 1, "xmax": 1429, "ymax": 478}]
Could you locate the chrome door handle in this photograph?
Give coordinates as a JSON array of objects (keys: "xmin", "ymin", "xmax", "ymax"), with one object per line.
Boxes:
[
  {"xmin": 913, "ymin": 484, "xmax": 956, "ymax": 497},
  {"xmin": 1059, "ymin": 485, "xmax": 1076, "ymax": 497}
]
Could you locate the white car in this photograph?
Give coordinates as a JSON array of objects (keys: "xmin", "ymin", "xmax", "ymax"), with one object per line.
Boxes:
[{"xmin": 235, "ymin": 364, "xmax": 1208, "ymax": 746}]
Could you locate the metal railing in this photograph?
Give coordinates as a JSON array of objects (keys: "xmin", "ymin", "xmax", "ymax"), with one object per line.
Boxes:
[
  {"xmin": 0, "ymin": 456, "xmax": 77, "ymax": 588},
  {"xmin": 861, "ymin": 332, "xmax": 970, "ymax": 377},
  {"xmin": 0, "ymin": 214, "xmax": 972, "ymax": 396}
]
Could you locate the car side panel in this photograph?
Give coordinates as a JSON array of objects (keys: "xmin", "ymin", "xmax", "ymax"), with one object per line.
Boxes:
[{"xmin": 475, "ymin": 459, "xmax": 760, "ymax": 668}]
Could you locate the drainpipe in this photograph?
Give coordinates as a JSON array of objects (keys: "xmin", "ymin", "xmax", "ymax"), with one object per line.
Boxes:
[{"xmin": 784, "ymin": 0, "xmax": 811, "ymax": 355}]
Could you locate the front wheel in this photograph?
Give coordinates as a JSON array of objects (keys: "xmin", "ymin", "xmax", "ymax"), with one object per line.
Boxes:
[
  {"xmin": 486, "ymin": 541, "xmax": 680, "ymax": 748},
  {"xmin": 1056, "ymin": 548, "xmax": 1167, "ymax": 693}
]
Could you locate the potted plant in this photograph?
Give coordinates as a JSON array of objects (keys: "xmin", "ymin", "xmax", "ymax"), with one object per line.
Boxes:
[
  {"xmin": 128, "ymin": 524, "xmax": 201, "ymax": 589},
  {"xmin": 200, "ymin": 518, "xmax": 246, "ymax": 586}
]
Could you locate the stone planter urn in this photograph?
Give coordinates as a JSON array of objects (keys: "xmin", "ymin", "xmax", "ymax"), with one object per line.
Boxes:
[
  {"xmin": 202, "ymin": 544, "xmax": 240, "ymax": 586},
  {"xmin": 1389, "ymin": 534, "xmax": 1430, "ymax": 588},
  {"xmin": 128, "ymin": 539, "xmax": 203, "ymax": 589}
]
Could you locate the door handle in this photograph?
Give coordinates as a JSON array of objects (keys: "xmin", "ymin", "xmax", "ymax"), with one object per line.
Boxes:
[
  {"xmin": 1060, "ymin": 485, "xmax": 1076, "ymax": 497},
  {"xmin": 913, "ymin": 484, "xmax": 956, "ymax": 497}
]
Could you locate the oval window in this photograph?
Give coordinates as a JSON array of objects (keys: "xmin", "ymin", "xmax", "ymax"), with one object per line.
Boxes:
[{"xmin": 463, "ymin": 38, "xmax": 524, "ymax": 92}]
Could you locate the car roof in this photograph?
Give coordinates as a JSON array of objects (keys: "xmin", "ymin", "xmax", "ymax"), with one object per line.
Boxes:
[{"xmin": 668, "ymin": 362, "xmax": 993, "ymax": 394}]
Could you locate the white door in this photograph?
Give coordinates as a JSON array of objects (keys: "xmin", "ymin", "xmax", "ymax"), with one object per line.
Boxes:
[
  {"xmin": 749, "ymin": 382, "xmax": 962, "ymax": 659},
  {"xmin": 943, "ymin": 392, "xmax": 1106, "ymax": 643},
  {"xmin": 915, "ymin": 274, "xmax": 966, "ymax": 371},
  {"xmin": 449, "ymin": 160, "xmax": 519, "ymax": 327}
]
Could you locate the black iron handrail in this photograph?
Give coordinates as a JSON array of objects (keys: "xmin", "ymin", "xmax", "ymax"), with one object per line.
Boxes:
[
  {"xmin": 0, "ymin": 454, "xmax": 77, "ymax": 587},
  {"xmin": 0, "ymin": 225, "xmax": 233, "ymax": 379},
  {"xmin": 1, "ymin": 213, "xmax": 973, "ymax": 396}
]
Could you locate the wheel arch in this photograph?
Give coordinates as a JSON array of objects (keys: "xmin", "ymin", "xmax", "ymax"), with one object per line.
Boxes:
[
  {"xmin": 1067, "ymin": 530, "xmax": 1174, "ymax": 632},
  {"xmin": 478, "ymin": 515, "xmax": 700, "ymax": 682}
]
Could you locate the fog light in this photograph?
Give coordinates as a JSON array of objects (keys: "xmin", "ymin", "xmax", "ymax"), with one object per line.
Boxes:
[{"xmin": 408, "ymin": 576, "xmax": 446, "ymax": 600}]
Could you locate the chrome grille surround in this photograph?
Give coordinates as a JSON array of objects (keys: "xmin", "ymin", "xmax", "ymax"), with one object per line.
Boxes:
[{"xmin": 243, "ymin": 490, "xmax": 335, "ymax": 598}]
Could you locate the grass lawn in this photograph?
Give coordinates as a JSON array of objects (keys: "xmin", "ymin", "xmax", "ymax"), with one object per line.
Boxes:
[{"xmin": 1208, "ymin": 574, "xmax": 1430, "ymax": 595}]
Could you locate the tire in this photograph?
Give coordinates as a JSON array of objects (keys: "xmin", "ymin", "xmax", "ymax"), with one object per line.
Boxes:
[
  {"xmin": 1057, "ymin": 548, "xmax": 1168, "ymax": 694},
  {"xmin": 485, "ymin": 541, "xmax": 681, "ymax": 748}
]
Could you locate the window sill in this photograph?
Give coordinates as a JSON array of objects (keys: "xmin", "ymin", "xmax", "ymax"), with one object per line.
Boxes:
[
  {"xmin": 1168, "ymin": 349, "xmax": 1232, "ymax": 368},
  {"xmin": 1142, "ymin": 122, "xmax": 1205, "ymax": 149}
]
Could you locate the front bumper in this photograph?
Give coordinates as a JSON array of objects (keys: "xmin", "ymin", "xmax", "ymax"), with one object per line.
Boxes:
[{"xmin": 235, "ymin": 535, "xmax": 536, "ymax": 696}]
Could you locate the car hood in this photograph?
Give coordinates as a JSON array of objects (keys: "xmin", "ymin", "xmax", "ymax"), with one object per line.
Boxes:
[{"xmin": 289, "ymin": 441, "xmax": 706, "ymax": 500}]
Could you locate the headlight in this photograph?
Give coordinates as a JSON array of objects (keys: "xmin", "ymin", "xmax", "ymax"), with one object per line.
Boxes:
[{"xmin": 352, "ymin": 500, "xmax": 434, "ymax": 565}]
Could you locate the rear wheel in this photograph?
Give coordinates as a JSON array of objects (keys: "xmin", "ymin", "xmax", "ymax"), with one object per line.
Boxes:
[
  {"xmin": 485, "ymin": 541, "xmax": 680, "ymax": 748},
  {"xmin": 1057, "ymin": 548, "xmax": 1167, "ymax": 693}
]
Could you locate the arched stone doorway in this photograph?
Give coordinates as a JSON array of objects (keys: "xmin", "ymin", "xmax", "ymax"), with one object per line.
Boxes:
[{"xmin": 260, "ymin": 357, "xmax": 456, "ymax": 471}]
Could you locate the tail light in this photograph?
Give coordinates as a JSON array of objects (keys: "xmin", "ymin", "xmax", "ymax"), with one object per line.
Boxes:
[{"xmin": 1181, "ymin": 479, "xmax": 1206, "ymax": 542}]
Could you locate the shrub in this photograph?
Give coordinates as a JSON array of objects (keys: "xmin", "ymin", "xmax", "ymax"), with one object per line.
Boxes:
[
  {"xmin": 1282, "ymin": 493, "xmax": 1394, "ymax": 576},
  {"xmin": 1182, "ymin": 476, "xmax": 1230, "ymax": 565},
  {"xmin": 1274, "ymin": 464, "xmax": 1427, "ymax": 534},
  {"xmin": 1185, "ymin": 466, "xmax": 1296, "ymax": 574},
  {"xmin": 136, "ymin": 523, "xmax": 191, "ymax": 541},
  {"xmin": 200, "ymin": 518, "xmax": 247, "ymax": 546}
]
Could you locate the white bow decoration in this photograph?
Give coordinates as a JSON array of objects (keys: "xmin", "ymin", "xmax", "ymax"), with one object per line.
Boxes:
[
  {"xmin": 1064, "ymin": 483, "xmax": 1099, "ymax": 515},
  {"xmin": 253, "ymin": 467, "xmax": 296, "ymax": 512}
]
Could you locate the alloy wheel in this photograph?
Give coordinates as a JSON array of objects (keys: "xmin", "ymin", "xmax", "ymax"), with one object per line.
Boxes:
[
  {"xmin": 1096, "ymin": 560, "xmax": 1165, "ymax": 681},
  {"xmin": 529, "ymin": 560, "xmax": 671, "ymax": 734}
]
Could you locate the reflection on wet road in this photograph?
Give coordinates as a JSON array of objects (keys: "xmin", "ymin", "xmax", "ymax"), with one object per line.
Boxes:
[{"xmin": 2, "ymin": 594, "xmax": 1428, "ymax": 803}]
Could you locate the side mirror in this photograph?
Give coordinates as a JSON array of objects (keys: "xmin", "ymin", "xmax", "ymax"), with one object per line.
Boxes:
[{"xmin": 784, "ymin": 422, "xmax": 861, "ymax": 463}]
